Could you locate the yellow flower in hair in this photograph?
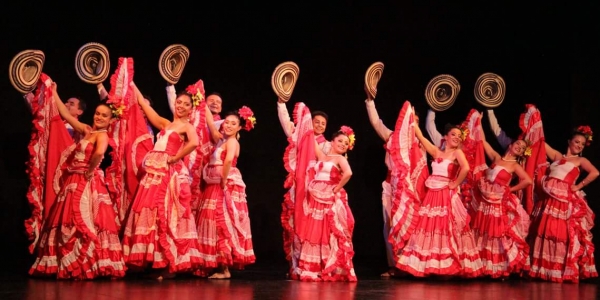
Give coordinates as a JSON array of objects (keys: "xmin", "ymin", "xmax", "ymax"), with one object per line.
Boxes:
[
  {"xmin": 349, "ymin": 134, "xmax": 356, "ymax": 149},
  {"xmin": 110, "ymin": 104, "xmax": 125, "ymax": 118},
  {"xmin": 248, "ymin": 115, "xmax": 256, "ymax": 126},
  {"xmin": 460, "ymin": 128, "xmax": 470, "ymax": 141}
]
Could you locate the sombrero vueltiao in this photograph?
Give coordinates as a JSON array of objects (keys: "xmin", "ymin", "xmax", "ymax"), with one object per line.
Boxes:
[
  {"xmin": 75, "ymin": 42, "xmax": 110, "ymax": 84},
  {"xmin": 271, "ymin": 61, "xmax": 299, "ymax": 102},
  {"xmin": 474, "ymin": 72, "xmax": 506, "ymax": 108},
  {"xmin": 8, "ymin": 50, "xmax": 45, "ymax": 94},
  {"xmin": 159, "ymin": 44, "xmax": 190, "ymax": 85},
  {"xmin": 425, "ymin": 74, "xmax": 461, "ymax": 112},
  {"xmin": 364, "ymin": 62, "xmax": 384, "ymax": 99}
]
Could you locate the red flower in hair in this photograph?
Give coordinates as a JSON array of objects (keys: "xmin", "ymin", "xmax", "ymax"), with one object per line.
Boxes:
[
  {"xmin": 577, "ymin": 125, "xmax": 593, "ymax": 146},
  {"xmin": 340, "ymin": 125, "xmax": 356, "ymax": 150},
  {"xmin": 238, "ymin": 106, "xmax": 256, "ymax": 131},
  {"xmin": 185, "ymin": 80, "xmax": 205, "ymax": 107}
]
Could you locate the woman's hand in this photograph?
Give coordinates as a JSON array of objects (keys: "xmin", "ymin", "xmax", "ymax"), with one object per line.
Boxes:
[
  {"xmin": 571, "ymin": 184, "xmax": 583, "ymax": 192},
  {"xmin": 167, "ymin": 156, "xmax": 179, "ymax": 164},
  {"xmin": 84, "ymin": 170, "xmax": 93, "ymax": 181},
  {"xmin": 448, "ymin": 181, "xmax": 459, "ymax": 190},
  {"xmin": 221, "ymin": 177, "xmax": 227, "ymax": 189}
]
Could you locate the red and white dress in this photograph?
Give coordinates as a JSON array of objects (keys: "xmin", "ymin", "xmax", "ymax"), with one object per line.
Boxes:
[
  {"xmin": 527, "ymin": 159, "xmax": 598, "ymax": 282},
  {"xmin": 396, "ymin": 158, "xmax": 483, "ymax": 277},
  {"xmin": 29, "ymin": 139, "xmax": 126, "ymax": 279},
  {"xmin": 194, "ymin": 139, "xmax": 255, "ymax": 276},
  {"xmin": 292, "ymin": 159, "xmax": 357, "ymax": 281},
  {"xmin": 121, "ymin": 129, "xmax": 202, "ymax": 273},
  {"xmin": 470, "ymin": 164, "xmax": 530, "ymax": 278}
]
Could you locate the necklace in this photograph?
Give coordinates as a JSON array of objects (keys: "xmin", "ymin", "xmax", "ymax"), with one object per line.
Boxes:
[
  {"xmin": 90, "ymin": 129, "xmax": 107, "ymax": 133},
  {"xmin": 501, "ymin": 156, "xmax": 517, "ymax": 162},
  {"xmin": 563, "ymin": 154, "xmax": 579, "ymax": 158}
]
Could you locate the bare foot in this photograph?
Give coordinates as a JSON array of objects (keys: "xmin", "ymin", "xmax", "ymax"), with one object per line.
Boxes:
[{"xmin": 208, "ymin": 271, "xmax": 231, "ymax": 279}]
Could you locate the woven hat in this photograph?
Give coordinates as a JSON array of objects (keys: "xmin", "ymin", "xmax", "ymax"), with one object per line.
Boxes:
[
  {"xmin": 75, "ymin": 42, "xmax": 110, "ymax": 84},
  {"xmin": 8, "ymin": 50, "xmax": 45, "ymax": 94},
  {"xmin": 474, "ymin": 72, "xmax": 506, "ymax": 108},
  {"xmin": 364, "ymin": 62, "xmax": 384, "ymax": 99},
  {"xmin": 158, "ymin": 44, "xmax": 190, "ymax": 85},
  {"xmin": 425, "ymin": 74, "xmax": 461, "ymax": 111},
  {"xmin": 271, "ymin": 61, "xmax": 299, "ymax": 102}
]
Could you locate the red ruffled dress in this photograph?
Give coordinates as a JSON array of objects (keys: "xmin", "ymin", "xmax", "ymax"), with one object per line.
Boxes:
[
  {"xmin": 527, "ymin": 159, "xmax": 598, "ymax": 282},
  {"xmin": 121, "ymin": 129, "xmax": 202, "ymax": 273},
  {"xmin": 292, "ymin": 159, "xmax": 357, "ymax": 281},
  {"xmin": 194, "ymin": 139, "xmax": 255, "ymax": 276},
  {"xmin": 470, "ymin": 164, "xmax": 530, "ymax": 278},
  {"xmin": 29, "ymin": 139, "xmax": 126, "ymax": 279},
  {"xmin": 396, "ymin": 158, "xmax": 483, "ymax": 277}
]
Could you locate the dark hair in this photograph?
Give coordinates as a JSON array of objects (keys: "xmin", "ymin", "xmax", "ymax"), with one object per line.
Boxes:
[
  {"xmin": 331, "ymin": 130, "xmax": 347, "ymax": 140},
  {"xmin": 96, "ymin": 103, "xmax": 114, "ymax": 118},
  {"xmin": 70, "ymin": 96, "xmax": 86, "ymax": 111},
  {"xmin": 176, "ymin": 91, "xmax": 193, "ymax": 103},
  {"xmin": 223, "ymin": 111, "xmax": 246, "ymax": 127},
  {"xmin": 208, "ymin": 92, "xmax": 222, "ymax": 98},
  {"xmin": 443, "ymin": 123, "xmax": 461, "ymax": 135},
  {"xmin": 312, "ymin": 110, "xmax": 329, "ymax": 122}
]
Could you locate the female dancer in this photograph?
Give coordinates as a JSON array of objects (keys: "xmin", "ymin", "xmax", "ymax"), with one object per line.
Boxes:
[
  {"xmin": 195, "ymin": 106, "xmax": 257, "ymax": 279},
  {"xmin": 396, "ymin": 121, "xmax": 483, "ymax": 278},
  {"xmin": 30, "ymin": 82, "xmax": 126, "ymax": 279},
  {"xmin": 121, "ymin": 82, "xmax": 201, "ymax": 279},
  {"xmin": 469, "ymin": 115, "xmax": 532, "ymax": 278},
  {"xmin": 527, "ymin": 125, "xmax": 598, "ymax": 282}
]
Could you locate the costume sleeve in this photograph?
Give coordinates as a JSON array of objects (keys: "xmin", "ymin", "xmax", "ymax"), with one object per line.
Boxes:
[
  {"xmin": 277, "ymin": 102, "xmax": 295, "ymax": 137},
  {"xmin": 166, "ymin": 84, "xmax": 176, "ymax": 114},
  {"xmin": 365, "ymin": 100, "xmax": 392, "ymax": 141},
  {"xmin": 487, "ymin": 109, "xmax": 513, "ymax": 149},
  {"xmin": 97, "ymin": 83, "xmax": 109, "ymax": 100},
  {"xmin": 425, "ymin": 109, "xmax": 442, "ymax": 147}
]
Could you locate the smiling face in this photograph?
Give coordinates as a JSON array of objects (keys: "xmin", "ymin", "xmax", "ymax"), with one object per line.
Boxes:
[
  {"xmin": 445, "ymin": 128, "xmax": 462, "ymax": 148},
  {"xmin": 207, "ymin": 94, "xmax": 222, "ymax": 115},
  {"xmin": 331, "ymin": 133, "xmax": 350, "ymax": 155},
  {"xmin": 65, "ymin": 97, "xmax": 83, "ymax": 118},
  {"xmin": 222, "ymin": 114, "xmax": 242, "ymax": 138},
  {"xmin": 174, "ymin": 95, "xmax": 193, "ymax": 118},
  {"xmin": 509, "ymin": 139, "xmax": 526, "ymax": 156},
  {"xmin": 93, "ymin": 104, "xmax": 112, "ymax": 129},
  {"xmin": 568, "ymin": 134, "xmax": 587, "ymax": 155},
  {"xmin": 312, "ymin": 115, "xmax": 327, "ymax": 135}
]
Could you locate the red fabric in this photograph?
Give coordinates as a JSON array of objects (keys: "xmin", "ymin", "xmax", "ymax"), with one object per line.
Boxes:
[
  {"xmin": 460, "ymin": 109, "xmax": 486, "ymax": 208},
  {"xmin": 518, "ymin": 104, "xmax": 546, "ymax": 215}
]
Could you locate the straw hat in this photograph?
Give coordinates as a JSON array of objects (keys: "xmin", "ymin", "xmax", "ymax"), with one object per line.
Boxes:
[
  {"xmin": 271, "ymin": 61, "xmax": 299, "ymax": 102},
  {"xmin": 75, "ymin": 42, "xmax": 110, "ymax": 84},
  {"xmin": 364, "ymin": 62, "xmax": 384, "ymax": 99},
  {"xmin": 425, "ymin": 74, "xmax": 461, "ymax": 111},
  {"xmin": 474, "ymin": 72, "xmax": 506, "ymax": 108},
  {"xmin": 8, "ymin": 50, "xmax": 45, "ymax": 94},
  {"xmin": 158, "ymin": 44, "xmax": 190, "ymax": 85}
]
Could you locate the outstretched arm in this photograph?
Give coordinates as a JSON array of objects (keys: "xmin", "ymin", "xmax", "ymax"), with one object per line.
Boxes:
[
  {"xmin": 544, "ymin": 142, "xmax": 562, "ymax": 162},
  {"xmin": 131, "ymin": 82, "xmax": 170, "ymax": 130},
  {"xmin": 205, "ymin": 104, "xmax": 223, "ymax": 143},
  {"xmin": 365, "ymin": 99, "xmax": 392, "ymax": 141},
  {"xmin": 221, "ymin": 138, "xmax": 238, "ymax": 188},
  {"xmin": 51, "ymin": 83, "xmax": 87, "ymax": 134},
  {"xmin": 166, "ymin": 84, "xmax": 176, "ymax": 114},
  {"xmin": 277, "ymin": 99, "xmax": 295, "ymax": 137},
  {"xmin": 97, "ymin": 83, "xmax": 109, "ymax": 100},
  {"xmin": 480, "ymin": 124, "xmax": 501, "ymax": 161},
  {"xmin": 333, "ymin": 157, "xmax": 353, "ymax": 193},
  {"xmin": 510, "ymin": 164, "xmax": 533, "ymax": 193},
  {"xmin": 425, "ymin": 109, "xmax": 443, "ymax": 147},
  {"xmin": 487, "ymin": 109, "xmax": 513, "ymax": 149},
  {"xmin": 415, "ymin": 121, "xmax": 439, "ymax": 158},
  {"xmin": 450, "ymin": 149, "xmax": 470, "ymax": 189}
]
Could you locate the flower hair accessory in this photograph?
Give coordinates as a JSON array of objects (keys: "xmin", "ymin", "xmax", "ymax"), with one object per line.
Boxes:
[
  {"xmin": 523, "ymin": 139, "xmax": 533, "ymax": 157},
  {"xmin": 238, "ymin": 106, "xmax": 256, "ymax": 131},
  {"xmin": 458, "ymin": 124, "xmax": 470, "ymax": 141},
  {"xmin": 340, "ymin": 125, "xmax": 356, "ymax": 150},
  {"xmin": 109, "ymin": 103, "xmax": 126, "ymax": 118},
  {"xmin": 577, "ymin": 125, "xmax": 593, "ymax": 146},
  {"xmin": 185, "ymin": 79, "xmax": 205, "ymax": 107}
]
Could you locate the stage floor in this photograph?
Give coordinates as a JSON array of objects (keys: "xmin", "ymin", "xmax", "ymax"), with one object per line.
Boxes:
[{"xmin": 2, "ymin": 265, "xmax": 598, "ymax": 300}]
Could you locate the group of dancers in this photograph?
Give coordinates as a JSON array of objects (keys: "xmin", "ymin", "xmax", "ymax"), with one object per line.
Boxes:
[{"xmin": 11, "ymin": 46, "xmax": 598, "ymax": 284}]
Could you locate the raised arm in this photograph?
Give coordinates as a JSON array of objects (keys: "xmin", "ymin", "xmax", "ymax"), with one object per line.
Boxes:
[
  {"xmin": 277, "ymin": 99, "xmax": 295, "ymax": 137},
  {"xmin": 131, "ymin": 82, "xmax": 170, "ymax": 130},
  {"xmin": 51, "ymin": 83, "xmax": 87, "ymax": 134},
  {"xmin": 365, "ymin": 99, "xmax": 392, "ymax": 141},
  {"xmin": 168, "ymin": 123, "xmax": 199, "ymax": 164},
  {"xmin": 425, "ymin": 109, "xmax": 443, "ymax": 147},
  {"xmin": 22, "ymin": 92, "xmax": 35, "ymax": 111},
  {"xmin": 450, "ymin": 149, "xmax": 470, "ymax": 190},
  {"xmin": 97, "ymin": 83, "xmax": 109, "ymax": 100},
  {"xmin": 573, "ymin": 158, "xmax": 600, "ymax": 192},
  {"xmin": 220, "ymin": 138, "xmax": 239, "ymax": 188},
  {"xmin": 333, "ymin": 157, "xmax": 353, "ymax": 193},
  {"xmin": 166, "ymin": 84, "xmax": 176, "ymax": 114},
  {"xmin": 510, "ymin": 164, "xmax": 533, "ymax": 193},
  {"xmin": 85, "ymin": 132, "xmax": 109, "ymax": 180},
  {"xmin": 315, "ymin": 139, "xmax": 326, "ymax": 161},
  {"xmin": 487, "ymin": 109, "xmax": 513, "ymax": 149},
  {"xmin": 205, "ymin": 104, "xmax": 223, "ymax": 143},
  {"xmin": 544, "ymin": 142, "xmax": 562, "ymax": 162},
  {"xmin": 480, "ymin": 124, "xmax": 501, "ymax": 161},
  {"xmin": 414, "ymin": 121, "xmax": 439, "ymax": 158}
]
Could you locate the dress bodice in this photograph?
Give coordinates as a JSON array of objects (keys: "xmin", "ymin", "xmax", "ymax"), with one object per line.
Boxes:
[
  {"xmin": 209, "ymin": 139, "xmax": 238, "ymax": 166},
  {"xmin": 313, "ymin": 160, "xmax": 341, "ymax": 183},
  {"xmin": 486, "ymin": 164, "xmax": 513, "ymax": 186},
  {"xmin": 67, "ymin": 139, "xmax": 99, "ymax": 172},
  {"xmin": 431, "ymin": 158, "xmax": 459, "ymax": 179},
  {"xmin": 548, "ymin": 159, "xmax": 580, "ymax": 185},
  {"xmin": 153, "ymin": 129, "xmax": 184, "ymax": 156}
]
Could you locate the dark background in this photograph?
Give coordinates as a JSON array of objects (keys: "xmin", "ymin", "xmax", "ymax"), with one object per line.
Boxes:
[{"xmin": 1, "ymin": 2, "xmax": 599, "ymax": 277}]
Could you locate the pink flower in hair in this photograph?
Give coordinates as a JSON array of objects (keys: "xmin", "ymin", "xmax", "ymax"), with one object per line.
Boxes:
[
  {"xmin": 238, "ymin": 105, "xmax": 256, "ymax": 131},
  {"xmin": 340, "ymin": 125, "xmax": 356, "ymax": 150}
]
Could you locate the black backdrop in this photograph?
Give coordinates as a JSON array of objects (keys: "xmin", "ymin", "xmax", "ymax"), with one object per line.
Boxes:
[{"xmin": 1, "ymin": 2, "xmax": 599, "ymax": 275}]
